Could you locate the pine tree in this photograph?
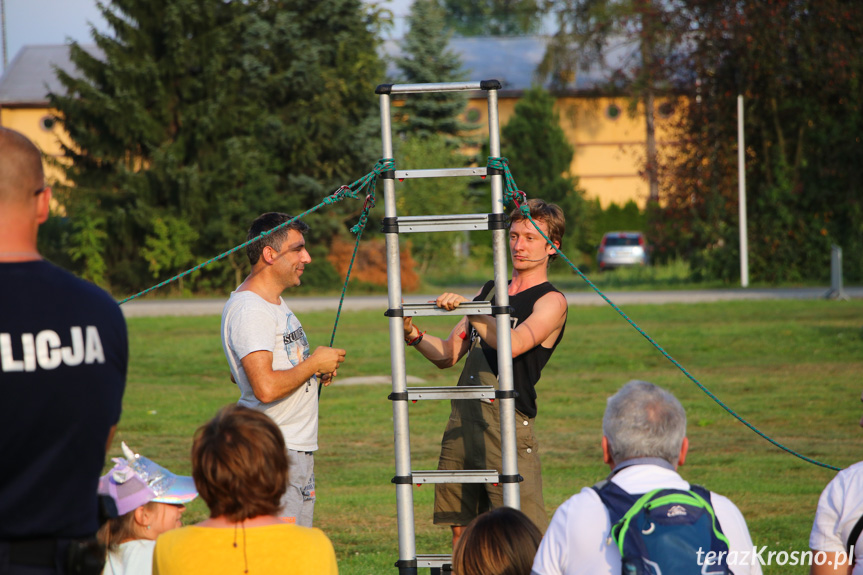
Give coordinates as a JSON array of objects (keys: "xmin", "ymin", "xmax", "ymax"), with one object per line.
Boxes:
[
  {"xmin": 395, "ymin": 134, "xmax": 472, "ymax": 272},
  {"xmin": 440, "ymin": 0, "xmax": 545, "ymax": 36},
  {"xmin": 394, "ymin": 0, "xmax": 474, "ymax": 146},
  {"xmin": 501, "ymin": 85, "xmax": 591, "ymax": 260},
  {"xmin": 49, "ymin": 0, "xmax": 384, "ymax": 291},
  {"xmin": 389, "ymin": 0, "xmax": 482, "ymax": 274}
]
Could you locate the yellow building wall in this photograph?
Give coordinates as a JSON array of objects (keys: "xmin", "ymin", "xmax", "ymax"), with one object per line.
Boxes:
[
  {"xmin": 4, "ymin": 97, "xmax": 680, "ymax": 209},
  {"xmin": 0, "ymin": 106, "xmax": 70, "ymax": 187},
  {"xmin": 464, "ymin": 95, "xmax": 681, "ymax": 208}
]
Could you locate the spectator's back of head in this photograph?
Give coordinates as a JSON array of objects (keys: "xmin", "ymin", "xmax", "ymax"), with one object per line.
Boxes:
[
  {"xmin": 192, "ymin": 405, "xmax": 289, "ymax": 522},
  {"xmin": 452, "ymin": 506, "xmax": 542, "ymax": 575},
  {"xmin": 0, "ymin": 127, "xmax": 44, "ymax": 206},
  {"xmin": 602, "ymin": 380, "xmax": 687, "ymax": 466}
]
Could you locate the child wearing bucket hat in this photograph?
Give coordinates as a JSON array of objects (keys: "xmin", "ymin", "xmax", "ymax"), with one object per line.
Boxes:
[{"xmin": 97, "ymin": 442, "xmax": 198, "ymax": 575}]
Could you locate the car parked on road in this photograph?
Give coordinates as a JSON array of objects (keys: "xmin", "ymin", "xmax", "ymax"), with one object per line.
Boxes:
[{"xmin": 596, "ymin": 231, "xmax": 649, "ymax": 270}]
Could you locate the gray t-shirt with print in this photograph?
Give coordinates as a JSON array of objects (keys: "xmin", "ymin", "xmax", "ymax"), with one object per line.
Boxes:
[{"xmin": 221, "ymin": 290, "xmax": 318, "ymax": 451}]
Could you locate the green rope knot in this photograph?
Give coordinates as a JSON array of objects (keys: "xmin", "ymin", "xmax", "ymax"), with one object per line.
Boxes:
[
  {"xmin": 345, "ymin": 158, "xmax": 394, "ymax": 198},
  {"xmin": 488, "ymin": 156, "xmax": 523, "ymax": 207},
  {"xmin": 374, "ymin": 158, "xmax": 395, "ymax": 175},
  {"xmin": 503, "ymin": 188, "xmax": 529, "ymax": 214},
  {"xmin": 350, "ymin": 194, "xmax": 376, "ymax": 235},
  {"xmin": 487, "ymin": 156, "xmax": 508, "ymax": 171},
  {"xmin": 324, "ymin": 186, "xmax": 354, "ymax": 204}
]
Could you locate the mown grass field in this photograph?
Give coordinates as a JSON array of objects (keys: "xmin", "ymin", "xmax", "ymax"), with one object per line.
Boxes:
[{"xmin": 116, "ymin": 298, "xmax": 863, "ymax": 574}]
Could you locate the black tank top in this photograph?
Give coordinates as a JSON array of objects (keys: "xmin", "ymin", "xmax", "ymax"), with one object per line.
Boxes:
[{"xmin": 470, "ymin": 280, "xmax": 566, "ymax": 418}]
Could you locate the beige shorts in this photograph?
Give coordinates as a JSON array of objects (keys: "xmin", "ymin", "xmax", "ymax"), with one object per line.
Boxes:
[{"xmin": 433, "ymin": 399, "xmax": 547, "ymax": 532}]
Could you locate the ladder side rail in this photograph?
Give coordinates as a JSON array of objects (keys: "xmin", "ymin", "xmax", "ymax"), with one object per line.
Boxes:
[
  {"xmin": 380, "ymin": 91, "xmax": 418, "ymax": 573},
  {"xmin": 487, "ymin": 87, "xmax": 520, "ymax": 510}
]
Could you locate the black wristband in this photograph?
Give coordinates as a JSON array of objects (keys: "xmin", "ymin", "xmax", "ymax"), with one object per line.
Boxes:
[{"xmin": 406, "ymin": 330, "xmax": 426, "ymax": 347}]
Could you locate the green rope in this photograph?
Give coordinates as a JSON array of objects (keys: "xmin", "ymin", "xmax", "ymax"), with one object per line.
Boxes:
[
  {"xmin": 488, "ymin": 157, "xmax": 841, "ymax": 472},
  {"xmin": 117, "ymin": 159, "xmax": 393, "ymax": 306},
  {"xmin": 318, "ymin": 159, "xmax": 391, "ymax": 396}
]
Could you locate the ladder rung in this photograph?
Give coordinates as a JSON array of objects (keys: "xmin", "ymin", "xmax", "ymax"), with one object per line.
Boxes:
[
  {"xmin": 395, "ymin": 168, "xmax": 488, "ymax": 180},
  {"xmin": 416, "ymin": 554, "xmax": 452, "ymax": 568},
  {"xmin": 411, "ymin": 470, "xmax": 499, "ymax": 484},
  {"xmin": 402, "ymin": 302, "xmax": 493, "ymax": 317},
  {"xmin": 387, "ymin": 213, "xmax": 501, "ymax": 234},
  {"xmin": 406, "ymin": 386, "xmax": 495, "ymax": 401},
  {"xmin": 382, "ymin": 81, "xmax": 487, "ymax": 94}
]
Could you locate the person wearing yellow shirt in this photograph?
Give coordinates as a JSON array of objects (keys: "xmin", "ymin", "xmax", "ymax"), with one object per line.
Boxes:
[{"xmin": 153, "ymin": 405, "xmax": 338, "ymax": 575}]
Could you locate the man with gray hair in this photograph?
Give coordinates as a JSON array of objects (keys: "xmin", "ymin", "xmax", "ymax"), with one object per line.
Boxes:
[{"xmin": 532, "ymin": 380, "xmax": 762, "ymax": 575}]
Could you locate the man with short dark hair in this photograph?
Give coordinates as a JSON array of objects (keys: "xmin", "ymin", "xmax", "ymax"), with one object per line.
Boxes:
[
  {"xmin": 531, "ymin": 380, "xmax": 762, "ymax": 575},
  {"xmin": 405, "ymin": 199, "xmax": 568, "ymax": 546},
  {"xmin": 221, "ymin": 212, "xmax": 346, "ymax": 527},
  {"xmin": 0, "ymin": 127, "xmax": 128, "ymax": 574}
]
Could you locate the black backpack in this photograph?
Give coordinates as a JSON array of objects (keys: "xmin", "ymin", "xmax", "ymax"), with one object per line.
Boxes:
[{"xmin": 594, "ymin": 480, "xmax": 733, "ymax": 575}]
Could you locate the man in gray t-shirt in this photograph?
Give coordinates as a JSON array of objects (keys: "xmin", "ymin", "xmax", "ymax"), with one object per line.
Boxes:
[{"xmin": 221, "ymin": 212, "xmax": 346, "ymax": 526}]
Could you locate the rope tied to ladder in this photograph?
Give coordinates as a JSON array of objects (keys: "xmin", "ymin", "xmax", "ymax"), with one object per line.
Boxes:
[
  {"xmin": 329, "ymin": 193, "xmax": 376, "ymax": 350},
  {"xmin": 487, "ymin": 156, "xmax": 528, "ymax": 215},
  {"xmin": 320, "ymin": 160, "xmax": 391, "ymax": 396},
  {"xmin": 118, "ymin": 159, "xmax": 393, "ymax": 305},
  {"xmin": 493, "ymin": 164, "xmax": 840, "ymax": 472}
]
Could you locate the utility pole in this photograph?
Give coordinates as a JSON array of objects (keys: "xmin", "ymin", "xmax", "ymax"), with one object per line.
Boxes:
[
  {"xmin": 737, "ymin": 95, "xmax": 749, "ymax": 288},
  {"xmin": 1, "ymin": 0, "xmax": 7, "ymax": 72},
  {"xmin": 638, "ymin": 0, "xmax": 660, "ymax": 204}
]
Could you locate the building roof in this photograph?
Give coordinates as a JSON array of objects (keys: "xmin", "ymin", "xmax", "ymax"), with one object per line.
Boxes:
[
  {"xmin": 0, "ymin": 36, "xmax": 610, "ymax": 106},
  {"xmin": 385, "ymin": 36, "xmax": 608, "ymax": 93},
  {"xmin": 0, "ymin": 45, "xmax": 92, "ymax": 106}
]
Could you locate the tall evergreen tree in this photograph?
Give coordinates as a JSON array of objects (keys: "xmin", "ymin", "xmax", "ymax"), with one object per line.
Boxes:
[
  {"xmin": 395, "ymin": 134, "xmax": 472, "ymax": 272},
  {"xmin": 501, "ymin": 85, "xmax": 590, "ymax": 260},
  {"xmin": 394, "ymin": 0, "xmax": 475, "ymax": 147},
  {"xmin": 49, "ymin": 0, "xmax": 384, "ymax": 291},
  {"xmin": 440, "ymin": 0, "xmax": 546, "ymax": 36},
  {"xmin": 390, "ymin": 0, "xmax": 481, "ymax": 275}
]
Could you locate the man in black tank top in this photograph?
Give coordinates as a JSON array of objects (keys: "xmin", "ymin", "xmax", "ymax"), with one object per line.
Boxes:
[{"xmin": 403, "ymin": 199, "xmax": 568, "ymax": 549}]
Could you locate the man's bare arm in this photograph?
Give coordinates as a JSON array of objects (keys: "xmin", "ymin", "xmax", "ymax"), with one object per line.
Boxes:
[
  {"xmin": 469, "ymin": 291, "xmax": 567, "ymax": 357},
  {"xmin": 810, "ymin": 552, "xmax": 852, "ymax": 575},
  {"xmin": 241, "ymin": 346, "xmax": 346, "ymax": 403},
  {"xmin": 402, "ymin": 292, "xmax": 479, "ymax": 368},
  {"xmin": 403, "ymin": 315, "xmax": 471, "ymax": 369}
]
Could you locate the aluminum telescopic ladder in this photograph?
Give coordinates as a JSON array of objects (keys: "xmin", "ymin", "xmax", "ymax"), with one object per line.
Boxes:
[{"xmin": 376, "ymin": 79, "xmax": 520, "ymax": 575}]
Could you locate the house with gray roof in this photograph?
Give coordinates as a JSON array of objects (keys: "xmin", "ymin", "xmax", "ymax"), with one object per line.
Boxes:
[{"xmin": 0, "ymin": 38, "xmax": 665, "ymax": 208}]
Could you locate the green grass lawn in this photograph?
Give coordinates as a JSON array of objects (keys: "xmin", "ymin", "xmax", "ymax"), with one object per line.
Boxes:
[{"xmin": 118, "ymin": 298, "xmax": 863, "ymax": 574}]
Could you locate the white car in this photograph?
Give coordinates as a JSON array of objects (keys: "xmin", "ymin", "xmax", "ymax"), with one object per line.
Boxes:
[{"xmin": 597, "ymin": 231, "xmax": 649, "ymax": 270}]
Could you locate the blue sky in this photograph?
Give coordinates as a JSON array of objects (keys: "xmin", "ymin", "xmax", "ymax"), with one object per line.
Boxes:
[{"xmin": 2, "ymin": 0, "xmax": 413, "ymax": 73}]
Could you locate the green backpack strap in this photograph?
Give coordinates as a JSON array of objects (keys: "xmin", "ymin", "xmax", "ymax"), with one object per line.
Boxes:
[{"xmin": 611, "ymin": 488, "xmax": 731, "ymax": 556}]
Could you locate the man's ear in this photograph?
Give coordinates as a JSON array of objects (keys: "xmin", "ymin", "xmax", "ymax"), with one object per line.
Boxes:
[
  {"xmin": 36, "ymin": 187, "xmax": 52, "ymax": 224},
  {"xmin": 260, "ymin": 245, "xmax": 275, "ymax": 264},
  {"xmin": 602, "ymin": 436, "xmax": 614, "ymax": 468},
  {"xmin": 677, "ymin": 437, "xmax": 689, "ymax": 468}
]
